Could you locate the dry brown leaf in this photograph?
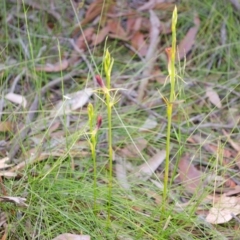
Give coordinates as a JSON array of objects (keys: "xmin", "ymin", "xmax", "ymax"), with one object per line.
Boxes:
[
  {"xmin": 178, "ymin": 154, "xmax": 204, "ymax": 194},
  {"xmin": 5, "ymin": 93, "xmax": 27, "ymax": 108},
  {"xmin": 126, "ymin": 16, "xmax": 143, "ymax": 33},
  {"xmin": 0, "ymin": 196, "xmax": 28, "ymax": 207},
  {"xmin": 107, "ymin": 19, "xmax": 127, "ymax": 38},
  {"xmin": 136, "ymin": 150, "xmax": 166, "ymax": 180},
  {"xmin": 75, "ymin": 28, "xmax": 94, "ymax": 50},
  {"xmin": 81, "ymin": 0, "xmax": 103, "ymax": 26},
  {"xmin": 52, "ymin": 233, "xmax": 90, "ymax": 240},
  {"xmin": 205, "ymin": 86, "xmax": 222, "ymax": 109},
  {"xmin": 80, "ymin": 0, "xmax": 115, "ymax": 27},
  {"xmin": 92, "ymin": 26, "xmax": 109, "ymax": 46},
  {"xmin": 51, "ymin": 88, "xmax": 93, "ymax": 117},
  {"xmin": 0, "ymin": 122, "xmax": 14, "ymax": 132},
  {"xmin": 116, "ymin": 138, "xmax": 148, "ymax": 158},
  {"xmin": 206, "ymin": 194, "xmax": 240, "ymax": 224},
  {"xmin": 35, "ymin": 59, "xmax": 69, "ymax": 72},
  {"xmin": 131, "ymin": 32, "xmax": 148, "ymax": 56},
  {"xmin": 178, "ymin": 16, "xmax": 200, "ymax": 60}
]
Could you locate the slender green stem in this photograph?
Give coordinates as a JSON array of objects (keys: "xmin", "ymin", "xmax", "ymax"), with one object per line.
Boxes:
[
  {"xmin": 162, "ymin": 6, "xmax": 178, "ymax": 211},
  {"xmin": 103, "ymin": 49, "xmax": 114, "ymax": 225},
  {"xmin": 91, "ymin": 133, "xmax": 97, "ymax": 212},
  {"xmin": 106, "ymin": 90, "xmax": 113, "ymax": 223},
  {"xmin": 163, "ymin": 102, "xmax": 172, "ymax": 208}
]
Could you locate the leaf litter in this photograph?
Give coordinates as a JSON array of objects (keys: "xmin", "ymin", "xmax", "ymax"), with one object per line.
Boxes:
[{"xmin": 2, "ymin": 0, "xmax": 240, "ymax": 239}]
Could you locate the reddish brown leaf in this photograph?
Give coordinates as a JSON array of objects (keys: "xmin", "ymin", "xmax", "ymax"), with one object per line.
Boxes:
[
  {"xmin": 107, "ymin": 19, "xmax": 127, "ymax": 38},
  {"xmin": 178, "ymin": 154, "xmax": 204, "ymax": 194},
  {"xmin": 80, "ymin": 0, "xmax": 115, "ymax": 27},
  {"xmin": 75, "ymin": 28, "xmax": 94, "ymax": 50},
  {"xmin": 131, "ymin": 31, "xmax": 148, "ymax": 56},
  {"xmin": 81, "ymin": 0, "xmax": 103, "ymax": 26},
  {"xmin": 92, "ymin": 26, "xmax": 110, "ymax": 46},
  {"xmin": 178, "ymin": 16, "xmax": 200, "ymax": 60},
  {"xmin": 126, "ymin": 16, "xmax": 142, "ymax": 33}
]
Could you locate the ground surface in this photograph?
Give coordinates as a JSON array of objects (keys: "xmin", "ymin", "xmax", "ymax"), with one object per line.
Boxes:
[{"xmin": 1, "ymin": 0, "xmax": 240, "ymax": 239}]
